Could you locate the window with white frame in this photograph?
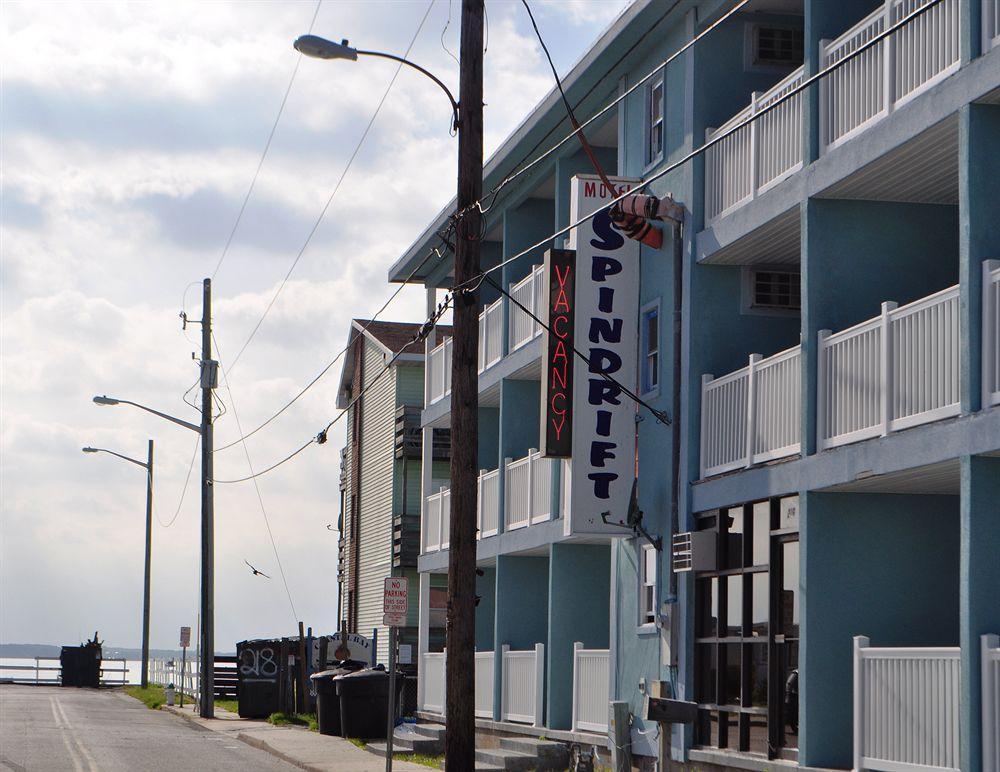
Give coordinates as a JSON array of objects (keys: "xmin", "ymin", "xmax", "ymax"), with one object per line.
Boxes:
[
  {"xmin": 640, "ymin": 302, "xmax": 660, "ymax": 394},
  {"xmin": 640, "ymin": 543, "xmax": 657, "ymax": 626},
  {"xmin": 647, "ymin": 76, "xmax": 664, "ymax": 164}
]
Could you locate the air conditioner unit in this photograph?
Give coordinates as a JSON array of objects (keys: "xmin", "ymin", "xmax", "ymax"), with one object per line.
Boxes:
[{"xmin": 671, "ymin": 530, "xmax": 716, "ymax": 573}]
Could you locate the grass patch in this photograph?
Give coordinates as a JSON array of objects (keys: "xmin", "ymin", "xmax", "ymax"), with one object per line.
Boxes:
[
  {"xmin": 215, "ymin": 699, "xmax": 239, "ymax": 714},
  {"xmin": 394, "ymin": 753, "xmax": 443, "ymax": 768},
  {"xmin": 125, "ymin": 685, "xmax": 167, "ymax": 709},
  {"xmin": 267, "ymin": 712, "xmax": 318, "ymax": 731},
  {"xmin": 348, "ymin": 738, "xmax": 367, "ymax": 749}
]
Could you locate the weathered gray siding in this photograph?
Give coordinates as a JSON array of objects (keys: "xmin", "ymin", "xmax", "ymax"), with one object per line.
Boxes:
[{"xmin": 396, "ymin": 363, "xmax": 424, "ymax": 407}]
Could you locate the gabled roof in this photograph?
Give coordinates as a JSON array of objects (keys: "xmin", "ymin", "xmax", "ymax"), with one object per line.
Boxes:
[{"xmin": 335, "ymin": 319, "xmax": 453, "ymax": 408}]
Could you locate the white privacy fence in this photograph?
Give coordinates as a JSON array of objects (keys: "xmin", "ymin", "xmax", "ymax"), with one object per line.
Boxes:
[
  {"xmin": 984, "ymin": 261, "xmax": 1000, "ymax": 408},
  {"xmin": 853, "ymin": 636, "xmax": 960, "ymax": 772},
  {"xmin": 422, "ymin": 486, "xmax": 450, "ymax": 554},
  {"xmin": 504, "ymin": 450, "xmax": 553, "ymax": 531},
  {"xmin": 475, "ymin": 651, "xmax": 496, "ymax": 719},
  {"xmin": 501, "ymin": 644, "xmax": 544, "ymax": 726},
  {"xmin": 821, "ymin": 0, "xmax": 959, "ymax": 152},
  {"xmin": 818, "ymin": 286, "xmax": 959, "ymax": 449},
  {"xmin": 509, "ymin": 265, "xmax": 545, "ymax": 352},
  {"xmin": 705, "ymin": 66, "xmax": 804, "ymax": 222},
  {"xmin": 479, "ymin": 298, "xmax": 503, "ymax": 374},
  {"xmin": 427, "ymin": 337, "xmax": 452, "ymax": 406},
  {"xmin": 421, "ymin": 651, "xmax": 446, "ymax": 714},
  {"xmin": 700, "ymin": 346, "xmax": 801, "ymax": 477},
  {"xmin": 984, "ymin": 635, "xmax": 1000, "ymax": 772},
  {"xmin": 478, "ymin": 467, "xmax": 500, "ymax": 539},
  {"xmin": 572, "ymin": 644, "xmax": 610, "ymax": 734}
]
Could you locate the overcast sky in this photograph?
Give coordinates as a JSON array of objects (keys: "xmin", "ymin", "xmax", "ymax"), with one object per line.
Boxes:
[{"xmin": 1, "ymin": 0, "xmax": 628, "ymax": 650}]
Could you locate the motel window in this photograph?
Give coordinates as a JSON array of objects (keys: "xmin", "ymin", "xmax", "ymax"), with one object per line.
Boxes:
[
  {"xmin": 647, "ymin": 76, "xmax": 664, "ymax": 165},
  {"xmin": 693, "ymin": 495, "xmax": 800, "ymax": 761},
  {"xmin": 640, "ymin": 543, "xmax": 657, "ymax": 626},
  {"xmin": 741, "ymin": 268, "xmax": 801, "ymax": 316},
  {"xmin": 746, "ymin": 24, "xmax": 804, "ymax": 70},
  {"xmin": 641, "ymin": 302, "xmax": 660, "ymax": 394}
]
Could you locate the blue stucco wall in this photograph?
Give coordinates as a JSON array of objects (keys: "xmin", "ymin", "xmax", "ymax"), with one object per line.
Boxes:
[
  {"xmin": 495, "ymin": 554, "xmax": 550, "ymax": 650},
  {"xmin": 547, "ymin": 543, "xmax": 611, "ymax": 729},
  {"xmin": 800, "ymin": 492, "xmax": 961, "ymax": 768},
  {"xmin": 476, "ymin": 566, "xmax": 497, "ymax": 652},
  {"xmin": 499, "ymin": 379, "xmax": 541, "ymax": 461},
  {"xmin": 503, "ymin": 197, "xmax": 554, "ymax": 287},
  {"xmin": 478, "ymin": 406, "xmax": 500, "ymax": 470},
  {"xmin": 960, "ymin": 455, "xmax": 1000, "ymax": 772}
]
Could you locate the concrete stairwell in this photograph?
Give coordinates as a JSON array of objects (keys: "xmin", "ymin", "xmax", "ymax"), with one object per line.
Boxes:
[
  {"xmin": 473, "ymin": 737, "xmax": 569, "ymax": 771},
  {"xmin": 366, "ymin": 722, "xmax": 446, "ymax": 758}
]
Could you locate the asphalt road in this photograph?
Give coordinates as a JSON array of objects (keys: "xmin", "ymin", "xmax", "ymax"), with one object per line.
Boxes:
[{"xmin": 0, "ymin": 685, "xmax": 298, "ymax": 771}]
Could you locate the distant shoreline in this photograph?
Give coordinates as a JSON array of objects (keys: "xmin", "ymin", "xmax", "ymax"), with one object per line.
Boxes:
[{"xmin": 0, "ymin": 644, "xmax": 229, "ymax": 659}]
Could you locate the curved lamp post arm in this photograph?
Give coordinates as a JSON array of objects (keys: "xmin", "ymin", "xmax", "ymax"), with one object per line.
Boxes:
[
  {"xmin": 83, "ymin": 446, "xmax": 149, "ymax": 469},
  {"xmin": 355, "ymin": 49, "xmax": 459, "ymax": 127},
  {"xmin": 93, "ymin": 395, "xmax": 200, "ymax": 434}
]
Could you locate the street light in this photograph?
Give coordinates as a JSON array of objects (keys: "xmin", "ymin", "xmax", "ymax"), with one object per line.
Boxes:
[
  {"xmin": 81, "ymin": 441, "xmax": 154, "ymax": 689},
  {"xmin": 293, "ymin": 34, "xmax": 459, "ymax": 129}
]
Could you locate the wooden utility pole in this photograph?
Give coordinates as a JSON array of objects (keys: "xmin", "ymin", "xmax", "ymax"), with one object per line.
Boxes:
[
  {"xmin": 199, "ymin": 277, "xmax": 216, "ymax": 719},
  {"xmin": 446, "ymin": 1, "xmax": 483, "ymax": 768}
]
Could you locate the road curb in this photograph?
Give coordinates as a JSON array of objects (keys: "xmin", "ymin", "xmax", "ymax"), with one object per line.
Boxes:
[{"xmin": 236, "ymin": 732, "xmax": 324, "ymax": 772}]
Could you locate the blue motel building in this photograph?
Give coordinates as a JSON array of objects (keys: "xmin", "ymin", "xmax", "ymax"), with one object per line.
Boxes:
[{"xmin": 383, "ymin": 1, "xmax": 1000, "ymax": 769}]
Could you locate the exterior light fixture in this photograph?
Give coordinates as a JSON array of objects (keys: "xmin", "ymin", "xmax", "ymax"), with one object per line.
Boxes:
[{"xmin": 93, "ymin": 395, "xmax": 120, "ymax": 406}]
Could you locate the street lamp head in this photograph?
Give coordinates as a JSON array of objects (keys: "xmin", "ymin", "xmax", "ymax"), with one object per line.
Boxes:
[
  {"xmin": 82, "ymin": 447, "xmax": 98, "ymax": 453},
  {"xmin": 293, "ymin": 35, "xmax": 358, "ymax": 61},
  {"xmin": 93, "ymin": 395, "xmax": 119, "ymax": 406}
]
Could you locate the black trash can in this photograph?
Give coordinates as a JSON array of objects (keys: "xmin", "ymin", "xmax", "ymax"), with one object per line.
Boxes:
[
  {"xmin": 335, "ymin": 668, "xmax": 404, "ymax": 740},
  {"xmin": 236, "ymin": 639, "xmax": 281, "ymax": 718}
]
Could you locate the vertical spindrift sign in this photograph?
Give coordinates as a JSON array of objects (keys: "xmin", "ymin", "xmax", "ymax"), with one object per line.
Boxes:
[
  {"xmin": 569, "ymin": 175, "xmax": 639, "ymax": 534},
  {"xmin": 540, "ymin": 248, "xmax": 575, "ymax": 457}
]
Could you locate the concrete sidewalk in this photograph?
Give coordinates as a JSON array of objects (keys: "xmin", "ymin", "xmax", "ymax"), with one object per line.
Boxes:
[{"xmin": 162, "ymin": 703, "xmax": 431, "ymax": 771}]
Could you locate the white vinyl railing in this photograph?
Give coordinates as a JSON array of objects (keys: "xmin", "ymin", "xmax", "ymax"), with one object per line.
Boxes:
[
  {"xmin": 853, "ymin": 636, "xmax": 960, "ymax": 772},
  {"xmin": 422, "ymin": 486, "xmax": 450, "ymax": 554},
  {"xmin": 983, "ymin": 260, "xmax": 1000, "ymax": 408},
  {"xmin": 427, "ymin": 337, "xmax": 452, "ymax": 407},
  {"xmin": 421, "ymin": 651, "xmax": 446, "ymax": 714},
  {"xmin": 475, "ymin": 650, "xmax": 496, "ymax": 719},
  {"xmin": 986, "ymin": 0, "xmax": 1000, "ymax": 50},
  {"xmin": 501, "ymin": 643, "xmax": 544, "ymax": 726},
  {"xmin": 821, "ymin": 0, "xmax": 959, "ymax": 153},
  {"xmin": 478, "ymin": 298, "xmax": 504, "ymax": 374},
  {"xmin": 509, "ymin": 264, "xmax": 545, "ymax": 352},
  {"xmin": 819, "ymin": 285, "xmax": 959, "ymax": 450},
  {"xmin": 572, "ymin": 643, "xmax": 610, "ymax": 734},
  {"xmin": 504, "ymin": 450, "xmax": 553, "ymax": 531},
  {"xmin": 983, "ymin": 634, "xmax": 1000, "ymax": 772},
  {"xmin": 705, "ymin": 66, "xmax": 804, "ymax": 222},
  {"xmin": 477, "ymin": 467, "xmax": 500, "ymax": 539},
  {"xmin": 700, "ymin": 345, "xmax": 801, "ymax": 477},
  {"xmin": 150, "ymin": 658, "xmax": 199, "ymax": 697}
]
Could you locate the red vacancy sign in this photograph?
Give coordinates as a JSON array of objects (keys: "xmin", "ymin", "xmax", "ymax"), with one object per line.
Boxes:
[{"xmin": 382, "ymin": 576, "xmax": 409, "ymax": 627}]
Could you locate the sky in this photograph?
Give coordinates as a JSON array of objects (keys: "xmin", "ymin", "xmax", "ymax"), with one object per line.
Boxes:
[{"xmin": 0, "ymin": 0, "xmax": 630, "ymax": 650}]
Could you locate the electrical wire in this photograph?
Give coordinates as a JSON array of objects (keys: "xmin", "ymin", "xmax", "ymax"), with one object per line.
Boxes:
[
  {"xmin": 450, "ymin": 0, "xmax": 943, "ymax": 297},
  {"xmin": 225, "ymin": 0, "xmax": 436, "ymax": 374},
  {"xmin": 213, "ymin": 333, "xmax": 299, "ymax": 626},
  {"xmin": 155, "ymin": 437, "xmax": 200, "ymax": 529},
  {"xmin": 212, "ymin": 223, "xmax": 452, "ymax": 453},
  {"xmin": 210, "ymin": 0, "xmax": 324, "ymax": 281}
]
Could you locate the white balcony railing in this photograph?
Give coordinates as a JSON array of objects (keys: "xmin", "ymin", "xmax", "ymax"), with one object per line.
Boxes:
[
  {"xmin": 501, "ymin": 643, "xmax": 544, "ymax": 726},
  {"xmin": 422, "ymin": 486, "xmax": 450, "ymax": 554},
  {"xmin": 478, "ymin": 298, "xmax": 503, "ymax": 374},
  {"xmin": 509, "ymin": 264, "xmax": 545, "ymax": 352},
  {"xmin": 819, "ymin": 285, "xmax": 959, "ymax": 450},
  {"xmin": 853, "ymin": 636, "xmax": 960, "ymax": 772},
  {"xmin": 700, "ymin": 345, "xmax": 801, "ymax": 477},
  {"xmin": 477, "ymin": 468, "xmax": 500, "ymax": 539},
  {"xmin": 984, "ymin": 260, "xmax": 1000, "ymax": 408},
  {"xmin": 504, "ymin": 450, "xmax": 553, "ymax": 531},
  {"xmin": 427, "ymin": 337, "xmax": 452, "ymax": 406},
  {"xmin": 705, "ymin": 66, "xmax": 804, "ymax": 222},
  {"xmin": 820, "ymin": 0, "xmax": 959, "ymax": 153},
  {"xmin": 572, "ymin": 643, "xmax": 610, "ymax": 734},
  {"xmin": 475, "ymin": 650, "xmax": 496, "ymax": 719},
  {"xmin": 987, "ymin": 0, "xmax": 1000, "ymax": 50},
  {"xmin": 421, "ymin": 651, "xmax": 446, "ymax": 714},
  {"xmin": 984, "ymin": 635, "xmax": 1000, "ymax": 772}
]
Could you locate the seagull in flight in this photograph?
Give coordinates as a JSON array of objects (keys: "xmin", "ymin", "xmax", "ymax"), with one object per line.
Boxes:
[{"xmin": 244, "ymin": 560, "xmax": 271, "ymax": 579}]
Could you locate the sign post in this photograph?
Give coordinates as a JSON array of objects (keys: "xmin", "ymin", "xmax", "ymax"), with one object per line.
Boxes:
[
  {"xmin": 179, "ymin": 626, "xmax": 191, "ymax": 708},
  {"xmin": 382, "ymin": 576, "xmax": 408, "ymax": 772}
]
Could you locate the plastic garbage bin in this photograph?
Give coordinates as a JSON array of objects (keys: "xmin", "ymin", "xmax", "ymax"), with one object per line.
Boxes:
[
  {"xmin": 335, "ymin": 668, "xmax": 404, "ymax": 740},
  {"xmin": 311, "ymin": 661, "xmax": 365, "ymax": 736}
]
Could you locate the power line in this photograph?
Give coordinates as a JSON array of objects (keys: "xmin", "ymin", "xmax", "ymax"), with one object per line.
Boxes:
[
  {"xmin": 212, "ymin": 296, "xmax": 451, "ymax": 484},
  {"xmin": 450, "ymin": 0, "xmax": 944, "ymax": 296},
  {"xmin": 225, "ymin": 0, "xmax": 436, "ymax": 374},
  {"xmin": 212, "ymin": 0, "xmax": 324, "ymax": 281},
  {"xmin": 212, "ymin": 223, "xmax": 452, "ymax": 453},
  {"xmin": 155, "ymin": 437, "xmax": 200, "ymax": 529},
  {"xmin": 213, "ymin": 333, "xmax": 299, "ymax": 626}
]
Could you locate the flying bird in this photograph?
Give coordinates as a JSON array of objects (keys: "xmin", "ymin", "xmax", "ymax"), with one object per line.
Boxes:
[{"xmin": 244, "ymin": 560, "xmax": 271, "ymax": 579}]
